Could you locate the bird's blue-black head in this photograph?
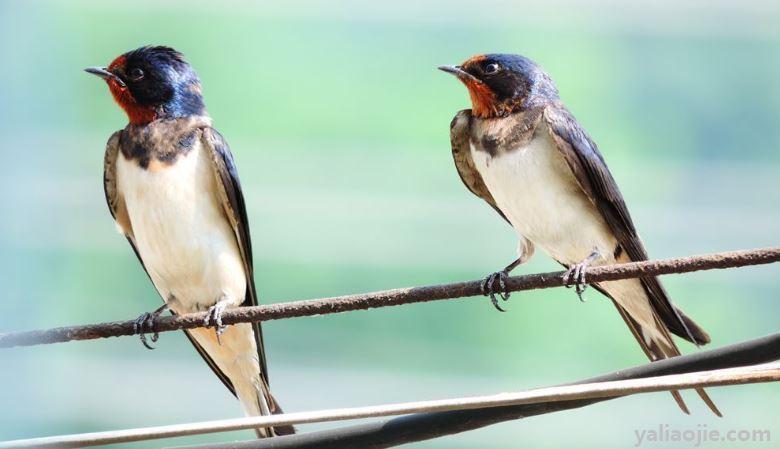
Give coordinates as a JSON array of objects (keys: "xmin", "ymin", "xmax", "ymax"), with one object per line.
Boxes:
[
  {"xmin": 439, "ymin": 53, "xmax": 558, "ymax": 118},
  {"xmin": 86, "ymin": 46, "xmax": 206, "ymax": 125}
]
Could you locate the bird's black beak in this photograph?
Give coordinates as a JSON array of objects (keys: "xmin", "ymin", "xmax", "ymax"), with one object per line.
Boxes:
[
  {"xmin": 84, "ymin": 67, "xmax": 126, "ymax": 88},
  {"xmin": 438, "ymin": 65, "xmax": 480, "ymax": 84}
]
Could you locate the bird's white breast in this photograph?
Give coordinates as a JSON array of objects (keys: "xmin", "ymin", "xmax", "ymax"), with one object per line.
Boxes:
[
  {"xmin": 116, "ymin": 140, "xmax": 246, "ymax": 313},
  {"xmin": 470, "ymin": 128, "xmax": 617, "ymax": 266},
  {"xmin": 471, "ymin": 125, "xmax": 661, "ymax": 337}
]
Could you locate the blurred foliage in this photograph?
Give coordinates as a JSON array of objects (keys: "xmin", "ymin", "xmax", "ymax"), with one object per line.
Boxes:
[{"xmin": 0, "ymin": 1, "xmax": 778, "ymax": 448}]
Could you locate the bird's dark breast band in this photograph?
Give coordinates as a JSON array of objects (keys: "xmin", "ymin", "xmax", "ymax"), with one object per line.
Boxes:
[
  {"xmin": 469, "ymin": 107, "xmax": 544, "ymax": 157},
  {"xmin": 118, "ymin": 117, "xmax": 207, "ymax": 169}
]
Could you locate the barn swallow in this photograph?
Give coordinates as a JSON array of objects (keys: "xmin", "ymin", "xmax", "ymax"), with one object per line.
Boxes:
[
  {"xmin": 440, "ymin": 54, "xmax": 720, "ymax": 415},
  {"xmin": 86, "ymin": 46, "xmax": 293, "ymax": 437}
]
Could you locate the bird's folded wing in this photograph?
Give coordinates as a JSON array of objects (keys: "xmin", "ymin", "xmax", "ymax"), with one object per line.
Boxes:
[
  {"xmin": 201, "ymin": 127, "xmax": 271, "ymax": 384},
  {"xmin": 449, "ymin": 109, "xmax": 509, "ymax": 223},
  {"xmin": 542, "ymin": 104, "xmax": 709, "ymax": 345}
]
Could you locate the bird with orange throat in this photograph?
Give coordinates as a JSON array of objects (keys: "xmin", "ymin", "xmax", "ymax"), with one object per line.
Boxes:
[
  {"xmin": 86, "ymin": 46, "xmax": 293, "ymax": 437},
  {"xmin": 440, "ymin": 54, "xmax": 720, "ymax": 416}
]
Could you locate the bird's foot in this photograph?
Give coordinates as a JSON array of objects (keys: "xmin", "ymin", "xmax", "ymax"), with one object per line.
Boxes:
[
  {"xmin": 133, "ymin": 304, "xmax": 169, "ymax": 350},
  {"xmin": 204, "ymin": 299, "xmax": 230, "ymax": 344},
  {"xmin": 562, "ymin": 249, "xmax": 601, "ymax": 302},
  {"xmin": 562, "ymin": 263, "xmax": 588, "ymax": 301},
  {"xmin": 480, "ymin": 270, "xmax": 511, "ymax": 312}
]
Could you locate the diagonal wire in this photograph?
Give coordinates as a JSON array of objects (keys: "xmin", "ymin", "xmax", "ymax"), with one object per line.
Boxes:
[
  {"xmin": 181, "ymin": 332, "xmax": 780, "ymax": 449},
  {"xmin": 2, "ymin": 364, "xmax": 778, "ymax": 448}
]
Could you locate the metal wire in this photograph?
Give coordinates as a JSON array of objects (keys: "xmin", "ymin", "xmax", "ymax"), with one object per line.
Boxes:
[
  {"xmin": 1, "ymin": 247, "xmax": 778, "ymax": 348},
  {"xmin": 3, "ymin": 364, "xmax": 778, "ymax": 449},
  {"xmin": 0, "ymin": 247, "xmax": 778, "ymax": 449}
]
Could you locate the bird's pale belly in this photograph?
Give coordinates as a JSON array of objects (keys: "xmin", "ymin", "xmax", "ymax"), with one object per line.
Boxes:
[
  {"xmin": 470, "ymin": 131, "xmax": 618, "ymax": 266},
  {"xmin": 116, "ymin": 143, "xmax": 246, "ymax": 313}
]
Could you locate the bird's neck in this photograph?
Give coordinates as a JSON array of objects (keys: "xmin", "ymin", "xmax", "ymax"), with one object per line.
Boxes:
[
  {"xmin": 111, "ymin": 85, "xmax": 206, "ymax": 126},
  {"xmin": 159, "ymin": 86, "xmax": 207, "ymax": 123}
]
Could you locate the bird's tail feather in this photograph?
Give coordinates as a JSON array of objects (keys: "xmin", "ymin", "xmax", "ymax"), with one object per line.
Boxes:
[
  {"xmin": 252, "ymin": 381, "xmax": 296, "ymax": 438},
  {"xmin": 610, "ymin": 297, "xmax": 722, "ymax": 417},
  {"xmin": 671, "ymin": 305, "xmax": 711, "ymax": 345}
]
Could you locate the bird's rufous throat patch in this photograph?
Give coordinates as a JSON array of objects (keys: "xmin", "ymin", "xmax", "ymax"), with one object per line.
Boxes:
[
  {"xmin": 106, "ymin": 55, "xmax": 158, "ymax": 125},
  {"xmin": 460, "ymin": 55, "xmax": 500, "ymax": 119}
]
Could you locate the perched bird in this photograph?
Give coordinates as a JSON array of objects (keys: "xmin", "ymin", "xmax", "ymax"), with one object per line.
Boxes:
[
  {"xmin": 86, "ymin": 46, "xmax": 293, "ymax": 437},
  {"xmin": 440, "ymin": 54, "xmax": 720, "ymax": 415}
]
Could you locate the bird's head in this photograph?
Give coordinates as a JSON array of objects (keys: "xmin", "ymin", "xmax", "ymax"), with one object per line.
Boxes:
[
  {"xmin": 439, "ymin": 54, "xmax": 557, "ymax": 119},
  {"xmin": 86, "ymin": 46, "xmax": 206, "ymax": 125}
]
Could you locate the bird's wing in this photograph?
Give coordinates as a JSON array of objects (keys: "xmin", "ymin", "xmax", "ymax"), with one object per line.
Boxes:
[
  {"xmin": 104, "ymin": 130, "xmax": 238, "ymax": 397},
  {"xmin": 542, "ymin": 104, "xmax": 710, "ymax": 346},
  {"xmin": 202, "ymin": 130, "xmax": 294, "ymax": 434},
  {"xmin": 104, "ymin": 132, "xmax": 132, "ymax": 238},
  {"xmin": 201, "ymin": 127, "xmax": 270, "ymax": 383},
  {"xmin": 450, "ymin": 109, "xmax": 509, "ymax": 223}
]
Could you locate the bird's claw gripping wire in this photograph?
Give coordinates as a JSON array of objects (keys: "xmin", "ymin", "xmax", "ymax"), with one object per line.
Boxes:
[
  {"xmin": 479, "ymin": 257, "xmax": 526, "ymax": 312},
  {"xmin": 562, "ymin": 249, "xmax": 601, "ymax": 302},
  {"xmin": 481, "ymin": 270, "xmax": 511, "ymax": 312},
  {"xmin": 204, "ymin": 298, "xmax": 231, "ymax": 344},
  {"xmin": 133, "ymin": 304, "xmax": 169, "ymax": 350}
]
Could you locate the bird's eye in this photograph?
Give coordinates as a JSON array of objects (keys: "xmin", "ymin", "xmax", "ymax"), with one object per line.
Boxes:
[
  {"xmin": 129, "ymin": 68, "xmax": 144, "ymax": 81},
  {"xmin": 483, "ymin": 63, "xmax": 501, "ymax": 75}
]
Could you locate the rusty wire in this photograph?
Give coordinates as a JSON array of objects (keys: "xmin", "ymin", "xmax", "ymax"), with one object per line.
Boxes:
[{"xmin": 0, "ymin": 247, "xmax": 778, "ymax": 348}]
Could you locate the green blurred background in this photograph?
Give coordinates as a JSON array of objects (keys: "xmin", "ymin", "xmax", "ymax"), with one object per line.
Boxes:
[{"xmin": 0, "ymin": 0, "xmax": 778, "ymax": 447}]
